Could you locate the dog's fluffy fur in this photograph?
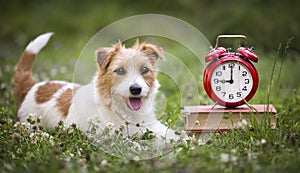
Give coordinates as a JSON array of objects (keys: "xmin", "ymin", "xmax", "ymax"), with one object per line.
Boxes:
[{"xmin": 14, "ymin": 33, "xmax": 177, "ymax": 140}]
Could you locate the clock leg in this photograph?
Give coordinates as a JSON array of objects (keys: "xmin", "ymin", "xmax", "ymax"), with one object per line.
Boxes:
[{"xmin": 211, "ymin": 102, "xmax": 220, "ymax": 110}]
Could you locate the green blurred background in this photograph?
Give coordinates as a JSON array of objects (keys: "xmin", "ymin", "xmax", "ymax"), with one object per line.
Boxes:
[{"xmin": 1, "ymin": 0, "xmax": 299, "ymax": 62}]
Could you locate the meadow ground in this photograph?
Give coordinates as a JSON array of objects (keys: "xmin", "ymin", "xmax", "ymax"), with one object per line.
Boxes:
[{"xmin": 0, "ymin": 33, "xmax": 299, "ymax": 172}]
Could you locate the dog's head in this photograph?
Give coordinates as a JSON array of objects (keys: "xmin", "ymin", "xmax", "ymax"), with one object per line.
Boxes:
[{"xmin": 95, "ymin": 40, "xmax": 164, "ymax": 114}]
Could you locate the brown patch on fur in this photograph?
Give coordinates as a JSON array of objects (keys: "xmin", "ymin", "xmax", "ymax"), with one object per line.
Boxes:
[
  {"xmin": 14, "ymin": 51, "xmax": 37, "ymax": 110},
  {"xmin": 143, "ymin": 70, "xmax": 156, "ymax": 88},
  {"xmin": 136, "ymin": 57, "xmax": 157, "ymax": 89},
  {"xmin": 56, "ymin": 88, "xmax": 76, "ymax": 119},
  {"xmin": 95, "ymin": 43, "xmax": 124, "ymax": 109},
  {"xmin": 99, "ymin": 51, "xmax": 116, "ymax": 70},
  {"xmin": 133, "ymin": 41, "xmax": 165, "ymax": 60},
  {"xmin": 96, "ymin": 42, "xmax": 122, "ymax": 70},
  {"xmin": 35, "ymin": 82, "xmax": 64, "ymax": 104},
  {"xmin": 96, "ymin": 68, "xmax": 114, "ymax": 109}
]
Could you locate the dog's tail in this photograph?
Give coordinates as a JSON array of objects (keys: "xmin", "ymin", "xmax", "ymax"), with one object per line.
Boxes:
[{"xmin": 14, "ymin": 32, "xmax": 53, "ymax": 109}]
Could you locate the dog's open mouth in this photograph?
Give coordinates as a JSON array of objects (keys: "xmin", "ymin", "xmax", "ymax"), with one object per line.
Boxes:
[{"xmin": 127, "ymin": 97, "xmax": 142, "ymax": 111}]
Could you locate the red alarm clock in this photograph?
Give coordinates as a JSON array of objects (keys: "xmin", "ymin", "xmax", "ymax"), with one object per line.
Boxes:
[{"xmin": 203, "ymin": 35, "xmax": 259, "ymax": 108}]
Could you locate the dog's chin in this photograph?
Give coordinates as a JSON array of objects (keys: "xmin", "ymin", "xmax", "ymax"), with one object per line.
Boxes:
[{"xmin": 126, "ymin": 97, "xmax": 143, "ymax": 111}]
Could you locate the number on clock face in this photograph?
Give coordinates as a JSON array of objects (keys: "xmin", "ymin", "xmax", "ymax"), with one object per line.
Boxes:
[{"xmin": 211, "ymin": 61, "xmax": 253, "ymax": 103}]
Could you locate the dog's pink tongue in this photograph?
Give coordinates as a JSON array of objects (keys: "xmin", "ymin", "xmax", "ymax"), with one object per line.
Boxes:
[{"xmin": 129, "ymin": 98, "xmax": 142, "ymax": 111}]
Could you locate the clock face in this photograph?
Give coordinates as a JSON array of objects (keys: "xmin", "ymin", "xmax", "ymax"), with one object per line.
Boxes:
[{"xmin": 210, "ymin": 61, "xmax": 253, "ymax": 103}]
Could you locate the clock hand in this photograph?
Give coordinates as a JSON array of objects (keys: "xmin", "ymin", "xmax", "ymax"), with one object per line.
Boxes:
[
  {"xmin": 229, "ymin": 66, "xmax": 234, "ymax": 84},
  {"xmin": 224, "ymin": 67, "xmax": 234, "ymax": 84},
  {"xmin": 225, "ymin": 80, "xmax": 234, "ymax": 84},
  {"xmin": 220, "ymin": 79, "xmax": 233, "ymax": 84},
  {"xmin": 220, "ymin": 79, "xmax": 226, "ymax": 84}
]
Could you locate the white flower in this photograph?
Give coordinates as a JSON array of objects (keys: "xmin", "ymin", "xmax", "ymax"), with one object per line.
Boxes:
[
  {"xmin": 220, "ymin": 153, "xmax": 230, "ymax": 163},
  {"xmin": 241, "ymin": 119, "xmax": 248, "ymax": 126},
  {"xmin": 261, "ymin": 139, "xmax": 266, "ymax": 144},
  {"xmin": 64, "ymin": 157, "xmax": 71, "ymax": 162},
  {"xmin": 176, "ymin": 147, "xmax": 183, "ymax": 154},
  {"xmin": 231, "ymin": 156, "xmax": 238, "ymax": 164},
  {"xmin": 179, "ymin": 130, "xmax": 188, "ymax": 139},
  {"xmin": 49, "ymin": 139, "xmax": 55, "ymax": 146},
  {"xmin": 133, "ymin": 156, "xmax": 140, "ymax": 161},
  {"xmin": 105, "ymin": 122, "xmax": 114, "ymax": 130},
  {"xmin": 106, "ymin": 122, "xmax": 113, "ymax": 127},
  {"xmin": 28, "ymin": 113, "xmax": 37, "ymax": 117},
  {"xmin": 42, "ymin": 132, "xmax": 50, "ymax": 138},
  {"xmin": 101, "ymin": 159, "xmax": 108, "ymax": 166},
  {"xmin": 30, "ymin": 133, "xmax": 35, "ymax": 138},
  {"xmin": 13, "ymin": 122, "xmax": 20, "ymax": 128},
  {"xmin": 181, "ymin": 139, "xmax": 188, "ymax": 147},
  {"xmin": 181, "ymin": 136, "xmax": 192, "ymax": 147},
  {"xmin": 198, "ymin": 138, "xmax": 206, "ymax": 146},
  {"xmin": 7, "ymin": 118, "xmax": 13, "ymax": 123},
  {"xmin": 231, "ymin": 149, "xmax": 237, "ymax": 154}
]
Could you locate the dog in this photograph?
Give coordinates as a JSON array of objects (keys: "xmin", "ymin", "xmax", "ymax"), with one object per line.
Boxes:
[{"xmin": 14, "ymin": 33, "xmax": 178, "ymax": 141}]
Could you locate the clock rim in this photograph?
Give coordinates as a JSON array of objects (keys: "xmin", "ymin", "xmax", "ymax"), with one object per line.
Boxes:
[{"xmin": 203, "ymin": 55, "xmax": 259, "ymax": 108}]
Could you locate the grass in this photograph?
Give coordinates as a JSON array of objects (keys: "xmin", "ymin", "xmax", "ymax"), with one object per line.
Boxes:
[
  {"xmin": 0, "ymin": 31, "xmax": 300, "ymax": 173},
  {"xmin": 1, "ymin": 1, "xmax": 299, "ymax": 172}
]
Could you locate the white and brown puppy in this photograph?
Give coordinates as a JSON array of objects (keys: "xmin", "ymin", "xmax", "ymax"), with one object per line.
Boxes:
[{"xmin": 14, "ymin": 33, "xmax": 177, "ymax": 140}]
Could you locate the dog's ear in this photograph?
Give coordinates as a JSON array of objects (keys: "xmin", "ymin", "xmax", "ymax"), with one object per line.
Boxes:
[
  {"xmin": 95, "ymin": 42, "xmax": 122, "ymax": 70},
  {"xmin": 96, "ymin": 48, "xmax": 111, "ymax": 69},
  {"xmin": 135, "ymin": 42, "xmax": 165, "ymax": 60}
]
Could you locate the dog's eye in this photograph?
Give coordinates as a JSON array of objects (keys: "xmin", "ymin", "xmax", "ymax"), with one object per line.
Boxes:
[
  {"xmin": 114, "ymin": 67, "xmax": 126, "ymax": 75},
  {"xmin": 141, "ymin": 67, "xmax": 149, "ymax": 74}
]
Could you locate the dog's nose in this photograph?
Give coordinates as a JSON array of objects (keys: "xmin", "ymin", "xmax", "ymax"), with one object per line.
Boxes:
[{"xmin": 129, "ymin": 84, "xmax": 142, "ymax": 95}]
